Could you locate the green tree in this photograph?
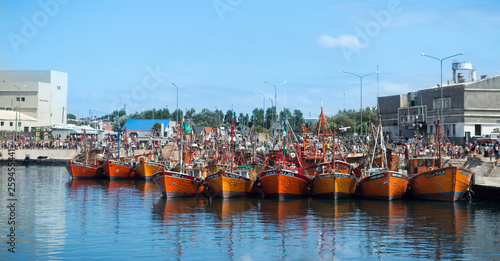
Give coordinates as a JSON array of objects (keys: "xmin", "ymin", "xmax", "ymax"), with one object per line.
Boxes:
[{"xmin": 67, "ymin": 113, "xmax": 76, "ymax": 120}]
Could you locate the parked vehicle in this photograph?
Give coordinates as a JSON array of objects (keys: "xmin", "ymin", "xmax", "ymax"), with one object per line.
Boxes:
[{"xmin": 474, "ymin": 133, "xmax": 500, "ymax": 145}]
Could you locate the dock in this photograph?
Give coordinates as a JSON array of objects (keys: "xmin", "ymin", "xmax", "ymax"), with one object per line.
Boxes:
[{"xmin": 463, "ymin": 155, "xmax": 500, "ymax": 200}]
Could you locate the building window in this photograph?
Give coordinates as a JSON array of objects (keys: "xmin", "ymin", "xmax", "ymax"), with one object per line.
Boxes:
[
  {"xmin": 10, "ymin": 122, "xmax": 13, "ymax": 127},
  {"xmin": 452, "ymin": 124, "xmax": 456, "ymax": 136},
  {"xmin": 21, "ymin": 97, "xmax": 25, "ymax": 102},
  {"xmin": 433, "ymin": 98, "xmax": 451, "ymax": 110},
  {"xmin": 18, "ymin": 122, "xmax": 21, "ymax": 127},
  {"xmin": 57, "ymin": 86, "xmax": 61, "ymax": 90},
  {"xmin": 475, "ymin": 124, "xmax": 481, "ymax": 136},
  {"xmin": 400, "ymin": 117, "xmax": 405, "ymax": 123},
  {"xmin": 429, "ymin": 125, "xmax": 434, "ymax": 134},
  {"xmin": 0, "ymin": 122, "xmax": 3, "ymax": 126}
]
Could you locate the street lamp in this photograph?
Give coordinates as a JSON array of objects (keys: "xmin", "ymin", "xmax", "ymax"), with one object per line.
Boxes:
[
  {"xmin": 268, "ymin": 98, "xmax": 274, "ymax": 131},
  {"xmin": 343, "ymin": 70, "xmax": 378, "ymax": 137},
  {"xmin": 13, "ymin": 84, "xmax": 21, "ymax": 141},
  {"xmin": 264, "ymin": 81, "xmax": 286, "ymax": 122},
  {"xmin": 171, "ymin": 83, "xmax": 181, "ymax": 124},
  {"xmin": 254, "ymin": 91, "xmax": 266, "ymax": 129},
  {"xmin": 420, "ymin": 52, "xmax": 463, "ymax": 135}
]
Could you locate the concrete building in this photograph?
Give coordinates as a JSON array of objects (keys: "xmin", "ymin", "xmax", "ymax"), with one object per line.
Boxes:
[
  {"xmin": 378, "ymin": 63, "xmax": 500, "ymax": 145},
  {"xmin": 0, "ymin": 70, "xmax": 68, "ymax": 135}
]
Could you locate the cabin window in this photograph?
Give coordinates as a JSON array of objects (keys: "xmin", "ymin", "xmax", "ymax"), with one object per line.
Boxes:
[
  {"xmin": 418, "ymin": 160, "xmax": 424, "ymax": 167},
  {"xmin": 434, "ymin": 160, "xmax": 440, "ymax": 167},
  {"xmin": 193, "ymin": 170, "xmax": 200, "ymax": 177},
  {"xmin": 425, "ymin": 160, "xmax": 432, "ymax": 167}
]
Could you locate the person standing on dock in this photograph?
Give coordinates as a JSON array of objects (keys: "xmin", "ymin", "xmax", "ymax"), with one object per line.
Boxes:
[{"xmin": 494, "ymin": 142, "xmax": 500, "ymax": 160}]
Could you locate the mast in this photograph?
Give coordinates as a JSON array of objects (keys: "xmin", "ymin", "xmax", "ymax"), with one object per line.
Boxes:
[
  {"xmin": 84, "ymin": 129, "xmax": 88, "ymax": 165},
  {"xmin": 437, "ymin": 120, "xmax": 443, "ymax": 168},
  {"xmin": 117, "ymin": 125, "xmax": 121, "ymax": 162},
  {"xmin": 230, "ymin": 120, "xmax": 234, "ymax": 172},
  {"xmin": 180, "ymin": 120, "xmax": 183, "ymax": 173}
]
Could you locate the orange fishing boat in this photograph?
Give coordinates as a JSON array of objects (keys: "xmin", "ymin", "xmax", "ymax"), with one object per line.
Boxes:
[
  {"xmin": 257, "ymin": 120, "xmax": 310, "ymax": 199},
  {"xmin": 66, "ymin": 160, "xmax": 104, "ymax": 179},
  {"xmin": 152, "ymin": 121, "xmax": 206, "ymax": 198},
  {"xmin": 258, "ymin": 161, "xmax": 310, "ymax": 199},
  {"xmin": 359, "ymin": 169, "xmax": 408, "ymax": 200},
  {"xmin": 152, "ymin": 169, "xmax": 205, "ymax": 198},
  {"xmin": 205, "ymin": 167, "xmax": 261, "ymax": 198},
  {"xmin": 311, "ymin": 161, "xmax": 358, "ymax": 199},
  {"xmin": 306, "ymin": 107, "xmax": 358, "ymax": 199},
  {"xmin": 359, "ymin": 117, "xmax": 408, "ymax": 200},
  {"xmin": 134, "ymin": 157, "xmax": 164, "ymax": 180},
  {"xmin": 406, "ymin": 121, "xmax": 474, "ymax": 201},
  {"xmin": 66, "ymin": 128, "xmax": 106, "ymax": 179},
  {"xmin": 205, "ymin": 121, "xmax": 261, "ymax": 198},
  {"xmin": 102, "ymin": 159, "xmax": 134, "ymax": 180}
]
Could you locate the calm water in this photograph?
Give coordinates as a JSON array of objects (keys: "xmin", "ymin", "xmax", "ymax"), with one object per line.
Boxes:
[{"xmin": 0, "ymin": 166, "xmax": 499, "ymax": 260}]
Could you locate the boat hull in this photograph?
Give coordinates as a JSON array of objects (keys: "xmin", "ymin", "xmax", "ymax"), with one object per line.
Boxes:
[
  {"xmin": 359, "ymin": 171, "xmax": 408, "ymax": 200},
  {"xmin": 152, "ymin": 170, "xmax": 204, "ymax": 198},
  {"xmin": 134, "ymin": 162, "xmax": 163, "ymax": 180},
  {"xmin": 66, "ymin": 161, "xmax": 101, "ymax": 179},
  {"xmin": 311, "ymin": 173, "xmax": 357, "ymax": 199},
  {"xmin": 205, "ymin": 171, "xmax": 260, "ymax": 198},
  {"xmin": 258, "ymin": 169, "xmax": 310, "ymax": 199},
  {"xmin": 407, "ymin": 166, "xmax": 473, "ymax": 201},
  {"xmin": 102, "ymin": 160, "xmax": 133, "ymax": 180}
]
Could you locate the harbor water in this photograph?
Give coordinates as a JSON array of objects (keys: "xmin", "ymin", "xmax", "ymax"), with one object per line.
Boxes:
[{"xmin": 1, "ymin": 166, "xmax": 499, "ymax": 260}]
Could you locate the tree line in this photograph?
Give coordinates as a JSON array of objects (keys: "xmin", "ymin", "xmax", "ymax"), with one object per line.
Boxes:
[{"xmin": 69, "ymin": 106, "xmax": 379, "ymax": 135}]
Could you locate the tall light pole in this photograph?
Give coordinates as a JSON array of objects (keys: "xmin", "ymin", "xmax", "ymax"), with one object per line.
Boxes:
[
  {"xmin": 13, "ymin": 84, "xmax": 21, "ymax": 141},
  {"xmin": 264, "ymin": 81, "xmax": 286, "ymax": 122},
  {"xmin": 171, "ymin": 83, "xmax": 181, "ymax": 124},
  {"xmin": 254, "ymin": 91, "xmax": 266, "ymax": 129},
  {"xmin": 343, "ymin": 70, "xmax": 378, "ymax": 137},
  {"xmin": 268, "ymin": 98, "xmax": 274, "ymax": 130},
  {"xmin": 421, "ymin": 52, "xmax": 463, "ymax": 136}
]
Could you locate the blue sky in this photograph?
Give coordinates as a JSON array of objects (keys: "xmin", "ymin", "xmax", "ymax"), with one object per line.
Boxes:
[{"xmin": 1, "ymin": 0, "xmax": 499, "ymax": 119}]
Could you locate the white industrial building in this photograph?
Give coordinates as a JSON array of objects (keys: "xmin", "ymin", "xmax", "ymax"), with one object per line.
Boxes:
[{"xmin": 0, "ymin": 70, "xmax": 68, "ymax": 136}]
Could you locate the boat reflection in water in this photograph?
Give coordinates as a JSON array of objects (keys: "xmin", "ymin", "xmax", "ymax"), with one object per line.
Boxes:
[
  {"xmin": 355, "ymin": 199, "xmax": 471, "ymax": 260},
  {"xmin": 406, "ymin": 201, "xmax": 470, "ymax": 260},
  {"xmin": 206, "ymin": 198, "xmax": 260, "ymax": 221},
  {"xmin": 310, "ymin": 199, "xmax": 358, "ymax": 260},
  {"xmin": 68, "ymin": 178, "xmax": 106, "ymax": 192},
  {"xmin": 260, "ymin": 198, "xmax": 310, "ymax": 224},
  {"xmin": 153, "ymin": 197, "xmax": 208, "ymax": 221}
]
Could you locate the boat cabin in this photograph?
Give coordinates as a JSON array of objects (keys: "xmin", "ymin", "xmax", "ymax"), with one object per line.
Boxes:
[{"xmin": 406, "ymin": 157, "xmax": 440, "ymax": 175}]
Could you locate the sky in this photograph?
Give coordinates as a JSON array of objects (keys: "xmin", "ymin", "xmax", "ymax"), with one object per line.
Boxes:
[{"xmin": 1, "ymin": 0, "xmax": 499, "ymax": 119}]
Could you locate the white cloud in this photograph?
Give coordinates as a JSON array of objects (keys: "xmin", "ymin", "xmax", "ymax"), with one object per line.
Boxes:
[{"xmin": 316, "ymin": 34, "xmax": 366, "ymax": 49}]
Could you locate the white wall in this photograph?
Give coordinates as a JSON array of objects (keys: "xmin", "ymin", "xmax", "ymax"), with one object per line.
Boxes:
[{"xmin": 0, "ymin": 70, "xmax": 68, "ymax": 132}]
